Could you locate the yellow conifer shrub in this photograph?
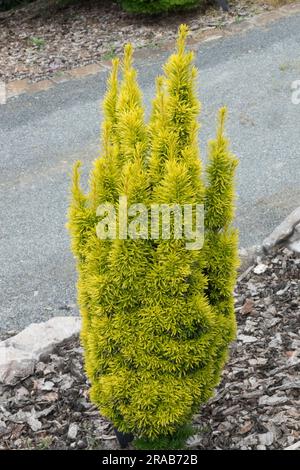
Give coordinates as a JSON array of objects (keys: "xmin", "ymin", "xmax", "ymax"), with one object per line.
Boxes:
[{"xmin": 67, "ymin": 25, "xmax": 239, "ymax": 449}]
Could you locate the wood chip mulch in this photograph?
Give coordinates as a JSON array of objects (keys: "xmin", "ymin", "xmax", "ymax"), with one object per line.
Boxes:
[
  {"xmin": 0, "ymin": 0, "xmax": 274, "ymax": 83},
  {"xmin": 0, "ymin": 247, "xmax": 299, "ymax": 450}
]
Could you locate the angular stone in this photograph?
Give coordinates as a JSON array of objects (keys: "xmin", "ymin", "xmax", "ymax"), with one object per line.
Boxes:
[
  {"xmin": 237, "ymin": 334, "xmax": 257, "ymax": 343},
  {"xmin": 258, "ymin": 431, "xmax": 274, "ymax": 446},
  {"xmin": 60, "ymin": 375, "xmax": 74, "ymax": 391},
  {"xmin": 5, "ymin": 316, "xmax": 81, "ymax": 357},
  {"xmin": 41, "ymin": 380, "xmax": 55, "ymax": 391},
  {"xmin": 263, "ymin": 207, "xmax": 300, "ymax": 252},
  {"xmin": 241, "ymin": 433, "xmax": 258, "ymax": 446},
  {"xmin": 0, "ymin": 317, "xmax": 81, "ymax": 385},
  {"xmin": 288, "ymin": 240, "xmax": 300, "ymax": 253},
  {"xmin": 9, "ymin": 410, "xmax": 30, "ymax": 424},
  {"xmin": 0, "ymin": 346, "xmax": 35, "ymax": 385},
  {"xmin": 258, "ymin": 395, "xmax": 288, "ymax": 406},
  {"xmin": 15, "ymin": 386, "xmax": 30, "ymax": 401},
  {"xmin": 287, "ymin": 223, "xmax": 300, "ymax": 253},
  {"xmin": 293, "ymin": 222, "xmax": 300, "ymax": 234},
  {"xmin": 257, "ymin": 444, "xmax": 266, "ymax": 450},
  {"xmin": 285, "ymin": 440, "xmax": 300, "ymax": 450},
  {"xmin": 0, "ymin": 421, "xmax": 7, "ymax": 436},
  {"xmin": 9, "ymin": 408, "xmax": 42, "ymax": 432},
  {"xmin": 253, "ymin": 263, "xmax": 268, "ymax": 274},
  {"xmin": 27, "ymin": 414, "xmax": 42, "ymax": 432},
  {"xmin": 67, "ymin": 423, "xmax": 78, "ymax": 441}
]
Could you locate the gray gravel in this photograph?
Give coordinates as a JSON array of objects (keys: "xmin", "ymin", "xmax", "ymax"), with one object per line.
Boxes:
[{"xmin": 1, "ymin": 13, "xmax": 300, "ymax": 331}]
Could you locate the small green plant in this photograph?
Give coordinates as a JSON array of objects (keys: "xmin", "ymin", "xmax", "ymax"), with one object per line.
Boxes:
[
  {"xmin": 279, "ymin": 63, "xmax": 289, "ymax": 72},
  {"xmin": 102, "ymin": 48, "xmax": 117, "ymax": 61},
  {"xmin": 29, "ymin": 36, "xmax": 46, "ymax": 49},
  {"xmin": 234, "ymin": 15, "xmax": 244, "ymax": 24},
  {"xmin": 68, "ymin": 25, "xmax": 238, "ymax": 449},
  {"xmin": 36, "ymin": 436, "xmax": 53, "ymax": 449}
]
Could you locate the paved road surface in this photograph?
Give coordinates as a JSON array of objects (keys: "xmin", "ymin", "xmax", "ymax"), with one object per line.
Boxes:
[{"xmin": 1, "ymin": 13, "xmax": 300, "ymax": 331}]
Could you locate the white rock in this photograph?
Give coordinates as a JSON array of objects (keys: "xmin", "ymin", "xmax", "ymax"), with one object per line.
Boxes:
[
  {"xmin": 27, "ymin": 414, "xmax": 42, "ymax": 432},
  {"xmin": 294, "ymin": 222, "xmax": 300, "ymax": 234},
  {"xmin": 238, "ymin": 334, "xmax": 258, "ymax": 344},
  {"xmin": 291, "ymin": 339, "xmax": 300, "ymax": 350},
  {"xmin": 36, "ymin": 405, "xmax": 56, "ymax": 418},
  {"xmin": 6, "ymin": 316, "xmax": 81, "ymax": 357},
  {"xmin": 0, "ymin": 346, "xmax": 35, "ymax": 385},
  {"xmin": 257, "ymin": 444, "xmax": 266, "ymax": 450},
  {"xmin": 244, "ymin": 320, "xmax": 257, "ymax": 333},
  {"xmin": 263, "ymin": 207, "xmax": 300, "ymax": 252},
  {"xmin": 285, "ymin": 440, "xmax": 300, "ymax": 450},
  {"xmin": 241, "ymin": 434, "xmax": 258, "ymax": 446},
  {"xmin": 258, "ymin": 395, "xmax": 288, "ymax": 406},
  {"xmin": 287, "ymin": 222, "xmax": 300, "ymax": 253},
  {"xmin": 253, "ymin": 263, "xmax": 268, "ymax": 274},
  {"xmin": 257, "ymin": 358, "xmax": 268, "ymax": 365},
  {"xmin": 248, "ymin": 359, "xmax": 258, "ymax": 366},
  {"xmin": 60, "ymin": 375, "xmax": 74, "ymax": 391},
  {"xmin": 41, "ymin": 380, "xmax": 55, "ymax": 391},
  {"xmin": 0, "ymin": 420, "xmax": 7, "ymax": 431},
  {"xmin": 265, "ymin": 318, "xmax": 280, "ymax": 328},
  {"xmin": 8, "ymin": 408, "xmax": 41, "ymax": 431},
  {"xmin": 15, "ymin": 386, "xmax": 29, "ymax": 401},
  {"xmin": 269, "ymin": 333, "xmax": 282, "ymax": 349},
  {"xmin": 67, "ymin": 423, "xmax": 78, "ymax": 441},
  {"xmin": 9, "ymin": 410, "xmax": 29, "ymax": 424},
  {"xmin": 0, "ymin": 317, "xmax": 81, "ymax": 385},
  {"xmin": 288, "ymin": 239, "xmax": 300, "ymax": 253},
  {"xmin": 276, "ymin": 283, "xmax": 290, "ymax": 296},
  {"xmin": 258, "ymin": 432, "xmax": 274, "ymax": 446}
]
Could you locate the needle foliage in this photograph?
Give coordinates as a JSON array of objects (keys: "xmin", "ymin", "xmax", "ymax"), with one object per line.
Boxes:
[{"xmin": 67, "ymin": 25, "xmax": 238, "ymax": 449}]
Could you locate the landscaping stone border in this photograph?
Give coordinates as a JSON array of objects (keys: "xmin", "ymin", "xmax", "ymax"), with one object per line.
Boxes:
[
  {"xmin": 0, "ymin": 317, "xmax": 81, "ymax": 385},
  {"xmin": 238, "ymin": 206, "xmax": 300, "ymax": 272},
  {"xmin": 263, "ymin": 206, "xmax": 300, "ymax": 254},
  {"xmin": 1, "ymin": 2, "xmax": 300, "ymax": 102}
]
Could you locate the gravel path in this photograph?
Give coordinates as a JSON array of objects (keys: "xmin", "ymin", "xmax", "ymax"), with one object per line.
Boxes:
[{"xmin": 0, "ymin": 248, "xmax": 299, "ymax": 450}]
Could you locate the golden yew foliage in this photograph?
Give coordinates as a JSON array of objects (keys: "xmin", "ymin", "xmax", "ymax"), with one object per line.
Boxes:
[{"xmin": 67, "ymin": 25, "xmax": 239, "ymax": 445}]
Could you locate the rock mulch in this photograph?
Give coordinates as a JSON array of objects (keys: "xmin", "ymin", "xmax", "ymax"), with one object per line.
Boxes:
[
  {"xmin": 0, "ymin": 247, "xmax": 299, "ymax": 450},
  {"xmin": 0, "ymin": 0, "xmax": 274, "ymax": 83}
]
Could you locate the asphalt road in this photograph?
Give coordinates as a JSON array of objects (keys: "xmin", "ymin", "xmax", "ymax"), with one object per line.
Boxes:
[{"xmin": 1, "ymin": 13, "xmax": 300, "ymax": 331}]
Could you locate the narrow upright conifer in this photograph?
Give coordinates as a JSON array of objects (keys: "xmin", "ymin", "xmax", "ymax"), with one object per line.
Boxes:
[{"xmin": 68, "ymin": 25, "xmax": 238, "ymax": 449}]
